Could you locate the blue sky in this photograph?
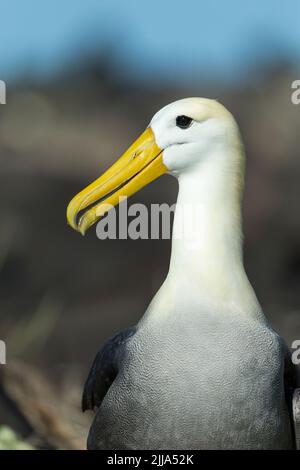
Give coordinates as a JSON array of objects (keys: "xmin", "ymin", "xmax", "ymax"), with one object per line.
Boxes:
[{"xmin": 1, "ymin": 0, "xmax": 300, "ymax": 85}]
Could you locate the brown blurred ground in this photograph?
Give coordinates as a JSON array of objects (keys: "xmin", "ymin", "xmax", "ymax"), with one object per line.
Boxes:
[{"xmin": 0, "ymin": 61, "xmax": 299, "ymax": 447}]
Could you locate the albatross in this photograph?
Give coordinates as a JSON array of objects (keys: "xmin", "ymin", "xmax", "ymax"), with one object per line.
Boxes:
[{"xmin": 67, "ymin": 98, "xmax": 299, "ymax": 449}]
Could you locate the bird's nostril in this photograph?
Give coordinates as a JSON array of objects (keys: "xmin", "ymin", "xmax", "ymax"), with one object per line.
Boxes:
[{"xmin": 131, "ymin": 150, "xmax": 142, "ymax": 160}]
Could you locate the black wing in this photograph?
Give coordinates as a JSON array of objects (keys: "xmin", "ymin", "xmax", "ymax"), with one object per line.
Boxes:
[{"xmin": 82, "ymin": 327, "xmax": 136, "ymax": 412}]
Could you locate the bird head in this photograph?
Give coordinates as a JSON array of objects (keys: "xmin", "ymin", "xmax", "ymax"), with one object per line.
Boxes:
[{"xmin": 67, "ymin": 97, "xmax": 241, "ymax": 235}]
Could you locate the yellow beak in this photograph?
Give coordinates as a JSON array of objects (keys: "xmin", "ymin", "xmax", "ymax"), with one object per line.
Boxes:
[{"xmin": 67, "ymin": 128, "xmax": 167, "ymax": 235}]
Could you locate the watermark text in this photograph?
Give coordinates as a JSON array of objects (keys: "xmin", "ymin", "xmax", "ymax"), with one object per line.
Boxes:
[
  {"xmin": 95, "ymin": 197, "xmax": 203, "ymax": 250},
  {"xmin": 291, "ymin": 80, "xmax": 300, "ymax": 105},
  {"xmin": 0, "ymin": 340, "xmax": 6, "ymax": 365},
  {"xmin": 292, "ymin": 340, "xmax": 300, "ymax": 365},
  {"xmin": 0, "ymin": 80, "xmax": 6, "ymax": 104}
]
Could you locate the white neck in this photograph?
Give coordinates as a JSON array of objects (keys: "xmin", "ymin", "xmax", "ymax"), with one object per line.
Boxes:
[{"xmin": 165, "ymin": 146, "xmax": 263, "ymax": 320}]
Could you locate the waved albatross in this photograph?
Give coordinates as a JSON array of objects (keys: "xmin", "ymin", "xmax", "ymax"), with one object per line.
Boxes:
[{"xmin": 67, "ymin": 98, "xmax": 299, "ymax": 450}]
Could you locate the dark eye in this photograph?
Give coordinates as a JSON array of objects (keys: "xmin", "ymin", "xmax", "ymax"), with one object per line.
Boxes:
[{"xmin": 176, "ymin": 115, "xmax": 193, "ymax": 129}]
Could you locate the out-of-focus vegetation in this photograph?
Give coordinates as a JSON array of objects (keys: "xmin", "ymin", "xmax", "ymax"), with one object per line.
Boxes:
[
  {"xmin": 0, "ymin": 58, "xmax": 299, "ymax": 448},
  {"xmin": 0, "ymin": 426, "xmax": 33, "ymax": 450}
]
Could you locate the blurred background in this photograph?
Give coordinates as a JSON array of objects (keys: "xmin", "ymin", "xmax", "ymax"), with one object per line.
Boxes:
[{"xmin": 0, "ymin": 0, "xmax": 300, "ymax": 449}]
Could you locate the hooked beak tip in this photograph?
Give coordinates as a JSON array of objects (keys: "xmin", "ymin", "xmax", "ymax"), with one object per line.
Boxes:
[{"xmin": 66, "ymin": 200, "xmax": 80, "ymax": 232}]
